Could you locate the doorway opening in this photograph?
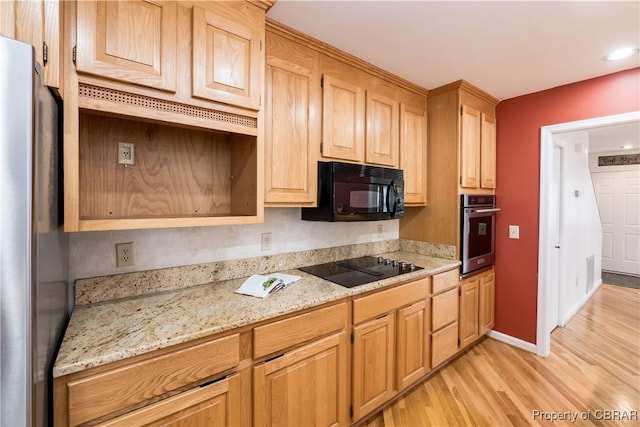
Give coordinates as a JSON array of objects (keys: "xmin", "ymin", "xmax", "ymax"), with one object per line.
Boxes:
[{"xmin": 537, "ymin": 111, "xmax": 640, "ymax": 357}]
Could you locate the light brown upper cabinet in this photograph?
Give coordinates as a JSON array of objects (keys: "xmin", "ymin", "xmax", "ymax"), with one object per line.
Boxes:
[
  {"xmin": 365, "ymin": 91, "xmax": 399, "ymax": 167},
  {"xmin": 63, "ymin": 1, "xmax": 273, "ymax": 231},
  {"xmin": 192, "ymin": 2, "xmax": 262, "ymax": 110},
  {"xmin": 264, "ymin": 26, "xmax": 320, "ymax": 206},
  {"xmin": 480, "ymin": 113, "xmax": 497, "ymax": 189},
  {"xmin": 460, "ymin": 105, "xmax": 496, "ymax": 190},
  {"xmin": 321, "ymin": 74, "xmax": 365, "ymax": 163},
  {"xmin": 400, "ymin": 101, "xmax": 427, "ymax": 206},
  {"xmin": 400, "ymin": 80, "xmax": 498, "ymax": 254},
  {"xmin": 0, "ymin": 0, "xmax": 61, "ymax": 90},
  {"xmin": 76, "ymin": 0, "xmax": 177, "ymax": 92},
  {"xmin": 263, "ymin": 20, "xmax": 426, "ymax": 207}
]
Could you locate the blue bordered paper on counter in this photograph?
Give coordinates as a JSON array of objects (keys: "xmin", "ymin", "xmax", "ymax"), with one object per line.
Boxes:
[{"xmin": 235, "ymin": 273, "xmax": 301, "ymax": 298}]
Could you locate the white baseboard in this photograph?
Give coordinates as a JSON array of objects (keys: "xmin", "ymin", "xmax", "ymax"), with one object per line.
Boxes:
[
  {"xmin": 561, "ymin": 279, "xmax": 603, "ymax": 325},
  {"xmin": 487, "ymin": 330, "xmax": 537, "ymax": 353}
]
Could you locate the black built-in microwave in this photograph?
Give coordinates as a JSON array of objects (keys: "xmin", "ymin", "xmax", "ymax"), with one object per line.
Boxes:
[{"xmin": 302, "ymin": 161, "xmax": 404, "ymax": 222}]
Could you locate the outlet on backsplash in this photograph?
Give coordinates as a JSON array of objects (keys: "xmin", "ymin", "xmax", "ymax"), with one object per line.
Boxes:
[
  {"xmin": 261, "ymin": 232, "xmax": 272, "ymax": 251},
  {"xmin": 116, "ymin": 242, "xmax": 135, "ymax": 267}
]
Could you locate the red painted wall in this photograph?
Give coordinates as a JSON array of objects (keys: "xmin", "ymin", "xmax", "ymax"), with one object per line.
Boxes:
[{"xmin": 494, "ymin": 67, "xmax": 640, "ymax": 344}]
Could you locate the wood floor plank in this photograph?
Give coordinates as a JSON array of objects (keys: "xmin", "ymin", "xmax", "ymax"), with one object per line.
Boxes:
[{"xmin": 362, "ymin": 285, "xmax": 640, "ymax": 426}]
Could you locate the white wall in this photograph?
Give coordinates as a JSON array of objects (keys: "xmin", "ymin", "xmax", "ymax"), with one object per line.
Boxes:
[
  {"xmin": 69, "ymin": 208, "xmax": 399, "ymax": 282},
  {"xmin": 554, "ymin": 131, "xmax": 602, "ymax": 324}
]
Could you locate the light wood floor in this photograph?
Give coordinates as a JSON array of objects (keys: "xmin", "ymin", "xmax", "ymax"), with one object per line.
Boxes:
[{"xmin": 363, "ymin": 284, "xmax": 640, "ymax": 427}]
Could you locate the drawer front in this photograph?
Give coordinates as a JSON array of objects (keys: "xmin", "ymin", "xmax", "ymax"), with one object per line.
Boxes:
[
  {"xmin": 353, "ymin": 278, "xmax": 429, "ymax": 324},
  {"xmin": 67, "ymin": 334, "xmax": 240, "ymax": 426},
  {"xmin": 431, "ymin": 322, "xmax": 458, "ymax": 367},
  {"xmin": 432, "ymin": 287, "xmax": 458, "ymax": 331},
  {"xmin": 254, "ymin": 302, "xmax": 348, "ymax": 358},
  {"xmin": 432, "ymin": 268, "xmax": 459, "ymax": 294}
]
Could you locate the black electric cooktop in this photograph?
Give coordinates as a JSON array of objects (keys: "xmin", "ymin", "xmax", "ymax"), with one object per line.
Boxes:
[{"xmin": 299, "ymin": 256, "xmax": 423, "ymax": 288}]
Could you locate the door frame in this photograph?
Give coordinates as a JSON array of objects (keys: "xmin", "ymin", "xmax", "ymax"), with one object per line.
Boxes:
[{"xmin": 537, "ymin": 110, "xmax": 640, "ymax": 357}]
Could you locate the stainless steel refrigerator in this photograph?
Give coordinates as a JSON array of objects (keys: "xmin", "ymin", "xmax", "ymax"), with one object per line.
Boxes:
[{"xmin": 0, "ymin": 36, "xmax": 69, "ymax": 427}]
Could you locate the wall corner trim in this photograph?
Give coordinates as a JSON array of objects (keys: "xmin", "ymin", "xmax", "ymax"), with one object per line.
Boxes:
[{"xmin": 487, "ymin": 330, "xmax": 537, "ymax": 354}]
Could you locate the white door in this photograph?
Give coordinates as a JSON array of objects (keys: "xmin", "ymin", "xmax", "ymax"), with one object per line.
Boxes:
[
  {"xmin": 547, "ymin": 144, "xmax": 563, "ymax": 333},
  {"xmin": 592, "ymin": 170, "xmax": 640, "ymax": 275}
]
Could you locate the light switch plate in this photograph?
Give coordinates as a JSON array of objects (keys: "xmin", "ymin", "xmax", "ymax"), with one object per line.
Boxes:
[{"xmin": 509, "ymin": 225, "xmax": 520, "ymax": 239}]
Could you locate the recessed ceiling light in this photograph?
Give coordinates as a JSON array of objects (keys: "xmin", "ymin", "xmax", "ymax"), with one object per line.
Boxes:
[
  {"xmin": 605, "ymin": 47, "xmax": 639, "ymax": 61},
  {"xmin": 620, "ymin": 144, "xmax": 633, "ymax": 150}
]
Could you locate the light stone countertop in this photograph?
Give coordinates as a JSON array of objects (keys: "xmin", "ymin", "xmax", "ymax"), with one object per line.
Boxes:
[{"xmin": 53, "ymin": 251, "xmax": 459, "ymax": 378}]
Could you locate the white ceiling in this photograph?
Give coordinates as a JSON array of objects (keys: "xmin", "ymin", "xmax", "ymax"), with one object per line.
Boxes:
[{"xmin": 267, "ymin": 0, "xmax": 640, "ymax": 153}]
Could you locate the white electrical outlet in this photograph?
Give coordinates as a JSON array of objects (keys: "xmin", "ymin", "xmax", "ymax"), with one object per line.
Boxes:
[
  {"xmin": 116, "ymin": 242, "xmax": 135, "ymax": 267},
  {"xmin": 509, "ymin": 225, "xmax": 520, "ymax": 239},
  {"xmin": 261, "ymin": 232, "xmax": 272, "ymax": 251},
  {"xmin": 377, "ymin": 224, "xmax": 383, "ymax": 238},
  {"xmin": 118, "ymin": 142, "xmax": 135, "ymax": 165}
]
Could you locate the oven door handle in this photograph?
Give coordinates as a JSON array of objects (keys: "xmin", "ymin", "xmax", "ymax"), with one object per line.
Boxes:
[{"xmin": 469, "ymin": 208, "xmax": 502, "ymax": 214}]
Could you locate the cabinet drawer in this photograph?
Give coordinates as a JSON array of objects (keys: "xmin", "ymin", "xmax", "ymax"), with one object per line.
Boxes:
[
  {"xmin": 432, "ymin": 287, "xmax": 458, "ymax": 331},
  {"xmin": 67, "ymin": 334, "xmax": 240, "ymax": 427},
  {"xmin": 431, "ymin": 322, "xmax": 458, "ymax": 367},
  {"xmin": 353, "ymin": 278, "xmax": 429, "ymax": 324},
  {"xmin": 432, "ymin": 268, "xmax": 459, "ymax": 294},
  {"xmin": 254, "ymin": 302, "xmax": 347, "ymax": 358}
]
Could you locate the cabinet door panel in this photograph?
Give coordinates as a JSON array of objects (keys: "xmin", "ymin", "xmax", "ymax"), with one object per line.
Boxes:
[
  {"xmin": 265, "ymin": 56, "xmax": 318, "ymax": 204},
  {"xmin": 459, "ymin": 279, "xmax": 480, "ymax": 348},
  {"xmin": 400, "ymin": 103, "xmax": 427, "ymax": 205},
  {"xmin": 192, "ymin": 3, "xmax": 262, "ymax": 110},
  {"xmin": 365, "ymin": 91, "xmax": 399, "ymax": 167},
  {"xmin": 253, "ymin": 333, "xmax": 349, "ymax": 427},
  {"xmin": 480, "ymin": 272, "xmax": 495, "ymax": 335},
  {"xmin": 480, "ymin": 114, "xmax": 497, "ymax": 189},
  {"xmin": 97, "ymin": 374, "xmax": 240, "ymax": 427},
  {"xmin": 397, "ymin": 300, "xmax": 429, "ymax": 390},
  {"xmin": 76, "ymin": 0, "xmax": 177, "ymax": 91},
  {"xmin": 321, "ymin": 74, "xmax": 365, "ymax": 162},
  {"xmin": 352, "ymin": 314, "xmax": 395, "ymax": 421},
  {"xmin": 460, "ymin": 105, "xmax": 481, "ymax": 188}
]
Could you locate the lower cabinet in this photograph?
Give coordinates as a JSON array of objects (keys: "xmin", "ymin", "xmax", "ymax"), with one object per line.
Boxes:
[
  {"xmin": 253, "ymin": 332, "xmax": 349, "ymax": 427},
  {"xmin": 54, "ymin": 333, "xmax": 242, "ymax": 426},
  {"xmin": 459, "ymin": 267, "xmax": 495, "ymax": 350},
  {"xmin": 480, "ymin": 271, "xmax": 496, "ymax": 335},
  {"xmin": 97, "ymin": 374, "xmax": 240, "ymax": 427},
  {"xmin": 352, "ymin": 314, "xmax": 395, "ymax": 420},
  {"xmin": 430, "ymin": 269, "xmax": 459, "ymax": 367},
  {"xmin": 351, "ymin": 278, "xmax": 430, "ymax": 422}
]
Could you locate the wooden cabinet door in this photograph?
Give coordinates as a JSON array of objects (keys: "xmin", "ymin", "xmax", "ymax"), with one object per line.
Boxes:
[
  {"xmin": 321, "ymin": 74, "xmax": 365, "ymax": 162},
  {"xmin": 97, "ymin": 374, "xmax": 240, "ymax": 427},
  {"xmin": 352, "ymin": 314, "xmax": 395, "ymax": 421},
  {"xmin": 459, "ymin": 105, "xmax": 481, "ymax": 188},
  {"xmin": 480, "ymin": 113, "xmax": 497, "ymax": 189},
  {"xmin": 76, "ymin": 0, "xmax": 177, "ymax": 92},
  {"xmin": 396, "ymin": 300, "xmax": 429, "ymax": 391},
  {"xmin": 192, "ymin": 2, "xmax": 263, "ymax": 110},
  {"xmin": 0, "ymin": 0, "xmax": 60, "ymax": 88},
  {"xmin": 365, "ymin": 91, "xmax": 399, "ymax": 167},
  {"xmin": 480, "ymin": 272, "xmax": 495, "ymax": 335},
  {"xmin": 264, "ymin": 56, "xmax": 318, "ymax": 205},
  {"xmin": 400, "ymin": 102, "xmax": 427, "ymax": 206},
  {"xmin": 253, "ymin": 332, "xmax": 349, "ymax": 427},
  {"xmin": 459, "ymin": 279, "xmax": 480, "ymax": 348}
]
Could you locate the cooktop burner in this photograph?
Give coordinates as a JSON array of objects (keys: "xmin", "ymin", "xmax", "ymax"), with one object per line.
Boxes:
[{"xmin": 299, "ymin": 256, "xmax": 423, "ymax": 288}]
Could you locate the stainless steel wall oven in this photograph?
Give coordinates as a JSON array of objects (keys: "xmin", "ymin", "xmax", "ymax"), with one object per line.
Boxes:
[{"xmin": 461, "ymin": 195, "xmax": 501, "ymax": 276}]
